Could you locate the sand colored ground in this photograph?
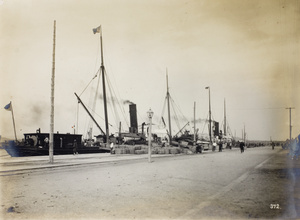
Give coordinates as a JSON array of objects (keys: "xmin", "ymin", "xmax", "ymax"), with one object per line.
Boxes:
[{"xmin": 1, "ymin": 147, "xmax": 299, "ymax": 219}]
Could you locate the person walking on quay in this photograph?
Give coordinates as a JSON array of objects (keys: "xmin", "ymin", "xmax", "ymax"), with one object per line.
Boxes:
[
  {"xmin": 218, "ymin": 138, "xmax": 223, "ymax": 152},
  {"xmin": 212, "ymin": 138, "xmax": 217, "ymax": 152},
  {"xmin": 271, "ymin": 141, "xmax": 275, "ymax": 150},
  {"xmin": 73, "ymin": 139, "xmax": 78, "ymax": 155},
  {"xmin": 239, "ymin": 141, "xmax": 245, "ymax": 153},
  {"xmin": 110, "ymin": 142, "xmax": 115, "ymax": 154},
  {"xmin": 292, "ymin": 135, "xmax": 300, "ymax": 160},
  {"xmin": 288, "ymin": 138, "xmax": 295, "ymax": 159},
  {"xmin": 228, "ymin": 140, "xmax": 232, "ymax": 150}
]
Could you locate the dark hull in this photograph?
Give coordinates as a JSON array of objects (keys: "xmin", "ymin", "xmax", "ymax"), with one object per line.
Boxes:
[{"xmin": 3, "ymin": 141, "xmax": 110, "ymax": 157}]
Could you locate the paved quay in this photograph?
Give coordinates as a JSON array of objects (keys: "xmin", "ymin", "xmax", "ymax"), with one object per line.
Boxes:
[
  {"xmin": 0, "ymin": 150, "xmax": 174, "ymax": 174},
  {"xmin": 2, "ymin": 147, "xmax": 299, "ymax": 219}
]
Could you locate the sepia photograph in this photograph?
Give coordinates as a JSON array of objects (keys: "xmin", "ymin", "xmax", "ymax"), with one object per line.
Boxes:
[{"xmin": 0, "ymin": 0, "xmax": 299, "ymax": 219}]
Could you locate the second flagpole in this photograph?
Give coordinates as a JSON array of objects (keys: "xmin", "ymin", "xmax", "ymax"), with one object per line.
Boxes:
[{"xmin": 10, "ymin": 101, "xmax": 18, "ymax": 142}]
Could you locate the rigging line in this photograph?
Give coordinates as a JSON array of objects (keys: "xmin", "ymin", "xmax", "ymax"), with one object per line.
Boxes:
[
  {"xmin": 169, "ymin": 98, "xmax": 178, "ymax": 130},
  {"xmin": 112, "ymin": 95, "xmax": 129, "ymax": 129},
  {"xmin": 104, "ymin": 68, "xmax": 129, "ymax": 128},
  {"xmin": 94, "ymin": 37, "xmax": 101, "ymax": 74},
  {"xmin": 170, "ymin": 97, "xmax": 181, "ymax": 132},
  {"xmin": 78, "ymin": 90, "xmax": 113, "ymax": 128},
  {"xmin": 107, "ymin": 83, "xmax": 120, "ymax": 128},
  {"xmin": 107, "ymin": 74, "xmax": 129, "ymax": 128},
  {"xmin": 120, "ymin": 104, "xmax": 130, "ymax": 128},
  {"xmin": 104, "ymin": 71, "xmax": 118, "ymax": 121},
  {"xmin": 229, "ymin": 107, "xmax": 288, "ymax": 111},
  {"xmin": 83, "ymin": 112, "xmax": 89, "ymax": 139},
  {"xmin": 161, "ymin": 96, "xmax": 167, "ymax": 118},
  {"xmin": 137, "ymin": 106, "xmax": 149, "ymax": 123},
  {"xmin": 102, "ymin": 52, "xmax": 130, "ymax": 129},
  {"xmin": 118, "ymin": 105, "xmax": 129, "ymax": 130},
  {"xmin": 102, "ymin": 68, "xmax": 116, "ymax": 127},
  {"xmin": 104, "ymin": 72, "xmax": 119, "ymax": 124},
  {"xmin": 88, "ymin": 107, "xmax": 113, "ymax": 127},
  {"xmin": 211, "ymin": 113, "xmax": 215, "ymax": 123},
  {"xmin": 79, "ymin": 67, "xmax": 101, "ymax": 97},
  {"xmin": 75, "ymin": 102, "xmax": 79, "ymax": 134},
  {"xmin": 227, "ymin": 126, "xmax": 233, "ymax": 137},
  {"xmin": 169, "ymin": 94, "xmax": 188, "ymax": 128},
  {"xmin": 174, "ymin": 102, "xmax": 183, "ymax": 132},
  {"xmin": 162, "ymin": 96, "xmax": 167, "ymax": 116},
  {"xmin": 201, "ymin": 113, "xmax": 209, "ymax": 134},
  {"xmin": 136, "ymin": 111, "xmax": 144, "ymax": 126},
  {"xmin": 103, "ymin": 48, "xmax": 121, "ymax": 100},
  {"xmin": 79, "ymin": 95, "xmax": 94, "ymax": 138},
  {"xmin": 88, "ymin": 66, "xmax": 102, "ymax": 134},
  {"xmin": 169, "ymin": 91, "xmax": 189, "ymax": 122},
  {"xmin": 226, "ymin": 120, "xmax": 234, "ymax": 136},
  {"xmin": 169, "ymin": 94, "xmax": 189, "ymax": 123},
  {"xmin": 160, "ymin": 96, "xmax": 167, "ymax": 127},
  {"xmin": 137, "ymin": 110, "xmax": 148, "ymax": 131}
]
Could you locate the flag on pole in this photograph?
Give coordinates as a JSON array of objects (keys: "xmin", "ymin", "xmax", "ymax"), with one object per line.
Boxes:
[
  {"xmin": 93, "ymin": 26, "xmax": 101, "ymax": 34},
  {"xmin": 4, "ymin": 102, "xmax": 12, "ymax": 111}
]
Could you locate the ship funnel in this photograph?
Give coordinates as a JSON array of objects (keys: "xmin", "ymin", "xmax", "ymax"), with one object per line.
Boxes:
[{"xmin": 129, "ymin": 104, "xmax": 138, "ymax": 133}]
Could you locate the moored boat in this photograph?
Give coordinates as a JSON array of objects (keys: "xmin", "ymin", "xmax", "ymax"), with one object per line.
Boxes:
[{"xmin": 2, "ymin": 129, "xmax": 110, "ymax": 157}]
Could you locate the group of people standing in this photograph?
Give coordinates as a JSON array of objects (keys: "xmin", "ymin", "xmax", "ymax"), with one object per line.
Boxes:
[
  {"xmin": 284, "ymin": 135, "xmax": 300, "ymax": 160},
  {"xmin": 212, "ymin": 136, "xmax": 233, "ymax": 152}
]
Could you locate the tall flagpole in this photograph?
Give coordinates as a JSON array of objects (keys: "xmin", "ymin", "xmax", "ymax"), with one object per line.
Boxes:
[
  {"xmin": 49, "ymin": 20, "xmax": 56, "ymax": 164},
  {"xmin": 10, "ymin": 102, "xmax": 17, "ymax": 142}
]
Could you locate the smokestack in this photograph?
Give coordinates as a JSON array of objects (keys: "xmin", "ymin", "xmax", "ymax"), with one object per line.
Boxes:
[{"xmin": 129, "ymin": 104, "xmax": 138, "ymax": 133}]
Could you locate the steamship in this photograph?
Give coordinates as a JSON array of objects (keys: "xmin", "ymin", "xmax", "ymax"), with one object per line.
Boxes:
[{"xmin": 3, "ymin": 102, "xmax": 148, "ymax": 157}]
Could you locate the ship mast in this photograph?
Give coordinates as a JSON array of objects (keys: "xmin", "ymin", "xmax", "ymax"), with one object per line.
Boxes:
[
  {"xmin": 99, "ymin": 26, "xmax": 110, "ymax": 146},
  {"xmin": 193, "ymin": 102, "xmax": 196, "ymax": 145},
  {"xmin": 224, "ymin": 98, "xmax": 226, "ymax": 136},
  {"xmin": 49, "ymin": 20, "xmax": 56, "ymax": 164},
  {"xmin": 205, "ymin": 86, "xmax": 212, "ymax": 143},
  {"xmin": 166, "ymin": 70, "xmax": 172, "ymax": 144}
]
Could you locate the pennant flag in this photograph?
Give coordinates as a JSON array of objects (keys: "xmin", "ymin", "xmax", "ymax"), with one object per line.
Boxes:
[
  {"xmin": 4, "ymin": 102, "xmax": 12, "ymax": 111},
  {"xmin": 93, "ymin": 26, "xmax": 101, "ymax": 34}
]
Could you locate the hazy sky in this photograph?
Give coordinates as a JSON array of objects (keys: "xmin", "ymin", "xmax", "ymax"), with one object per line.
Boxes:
[{"xmin": 1, "ymin": 0, "xmax": 299, "ymax": 141}]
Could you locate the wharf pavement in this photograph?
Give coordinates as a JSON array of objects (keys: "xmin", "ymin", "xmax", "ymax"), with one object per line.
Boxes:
[
  {"xmin": 0, "ymin": 150, "xmax": 174, "ymax": 174},
  {"xmin": 2, "ymin": 147, "xmax": 300, "ymax": 219}
]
